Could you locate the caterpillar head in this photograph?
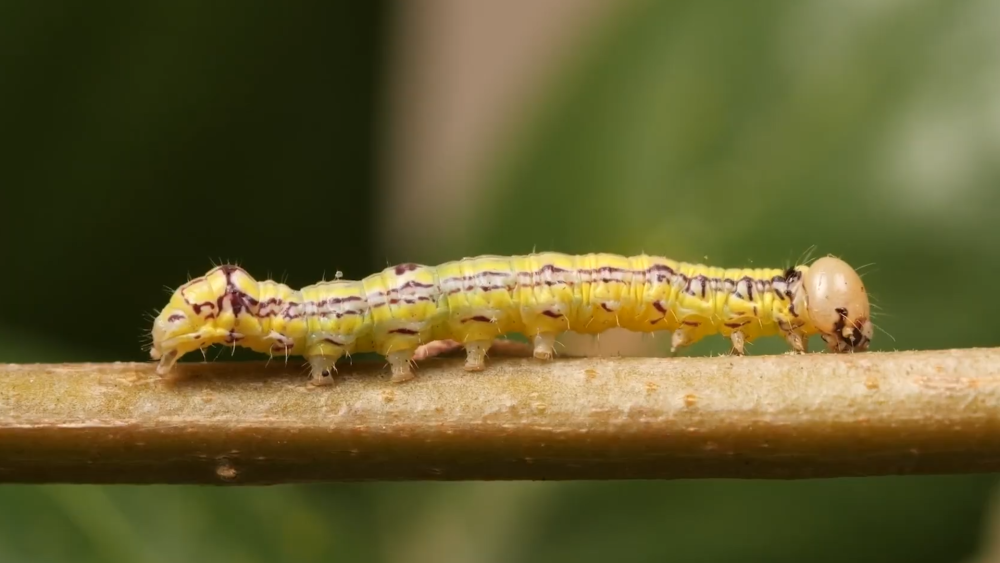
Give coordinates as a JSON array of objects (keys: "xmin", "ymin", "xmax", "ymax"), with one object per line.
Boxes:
[
  {"xmin": 149, "ymin": 266, "xmax": 256, "ymax": 374},
  {"xmin": 801, "ymin": 256, "xmax": 873, "ymax": 352}
]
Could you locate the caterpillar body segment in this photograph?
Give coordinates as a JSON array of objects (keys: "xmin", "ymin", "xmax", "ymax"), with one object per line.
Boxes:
[{"xmin": 149, "ymin": 253, "xmax": 873, "ymax": 385}]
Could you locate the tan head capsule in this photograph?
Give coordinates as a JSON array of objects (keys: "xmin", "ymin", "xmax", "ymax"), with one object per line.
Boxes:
[{"xmin": 801, "ymin": 256, "xmax": 873, "ymax": 352}]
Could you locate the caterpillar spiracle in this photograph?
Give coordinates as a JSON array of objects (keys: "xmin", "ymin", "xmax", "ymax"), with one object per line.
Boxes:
[{"xmin": 148, "ymin": 252, "xmax": 873, "ymax": 385}]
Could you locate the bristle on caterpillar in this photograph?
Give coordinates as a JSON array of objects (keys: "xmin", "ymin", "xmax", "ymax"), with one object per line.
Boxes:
[{"xmin": 148, "ymin": 252, "xmax": 873, "ymax": 385}]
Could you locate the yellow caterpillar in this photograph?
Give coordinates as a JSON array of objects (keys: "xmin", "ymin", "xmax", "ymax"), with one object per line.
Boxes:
[{"xmin": 149, "ymin": 252, "xmax": 873, "ymax": 385}]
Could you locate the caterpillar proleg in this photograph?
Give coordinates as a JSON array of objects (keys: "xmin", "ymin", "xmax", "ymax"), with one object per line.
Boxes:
[{"xmin": 148, "ymin": 252, "xmax": 873, "ymax": 385}]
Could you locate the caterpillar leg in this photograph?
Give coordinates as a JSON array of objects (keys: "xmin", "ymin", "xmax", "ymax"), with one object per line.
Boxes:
[
  {"xmin": 533, "ymin": 332, "xmax": 558, "ymax": 360},
  {"xmin": 671, "ymin": 322, "xmax": 709, "ymax": 355},
  {"xmin": 302, "ymin": 336, "xmax": 350, "ymax": 386},
  {"xmin": 671, "ymin": 330, "xmax": 690, "ymax": 354},
  {"xmin": 782, "ymin": 330, "xmax": 809, "ymax": 353},
  {"xmin": 306, "ymin": 349, "xmax": 345, "ymax": 387},
  {"xmin": 154, "ymin": 348, "xmax": 181, "ymax": 375},
  {"xmin": 463, "ymin": 339, "xmax": 492, "ymax": 371},
  {"xmin": 730, "ymin": 330, "xmax": 747, "ymax": 356},
  {"xmin": 388, "ymin": 350, "xmax": 416, "ymax": 383}
]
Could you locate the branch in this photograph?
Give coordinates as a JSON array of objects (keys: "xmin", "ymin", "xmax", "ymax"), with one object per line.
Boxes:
[{"xmin": 1, "ymin": 348, "xmax": 999, "ymax": 484}]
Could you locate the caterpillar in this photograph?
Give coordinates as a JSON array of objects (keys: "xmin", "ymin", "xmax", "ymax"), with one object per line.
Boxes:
[{"xmin": 148, "ymin": 252, "xmax": 873, "ymax": 385}]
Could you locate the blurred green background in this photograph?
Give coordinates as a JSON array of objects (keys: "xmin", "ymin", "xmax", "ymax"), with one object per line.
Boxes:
[{"xmin": 2, "ymin": 0, "xmax": 1000, "ymax": 561}]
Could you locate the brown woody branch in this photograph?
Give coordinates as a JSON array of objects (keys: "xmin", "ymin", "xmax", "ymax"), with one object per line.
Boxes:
[{"xmin": 1, "ymin": 348, "xmax": 999, "ymax": 484}]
